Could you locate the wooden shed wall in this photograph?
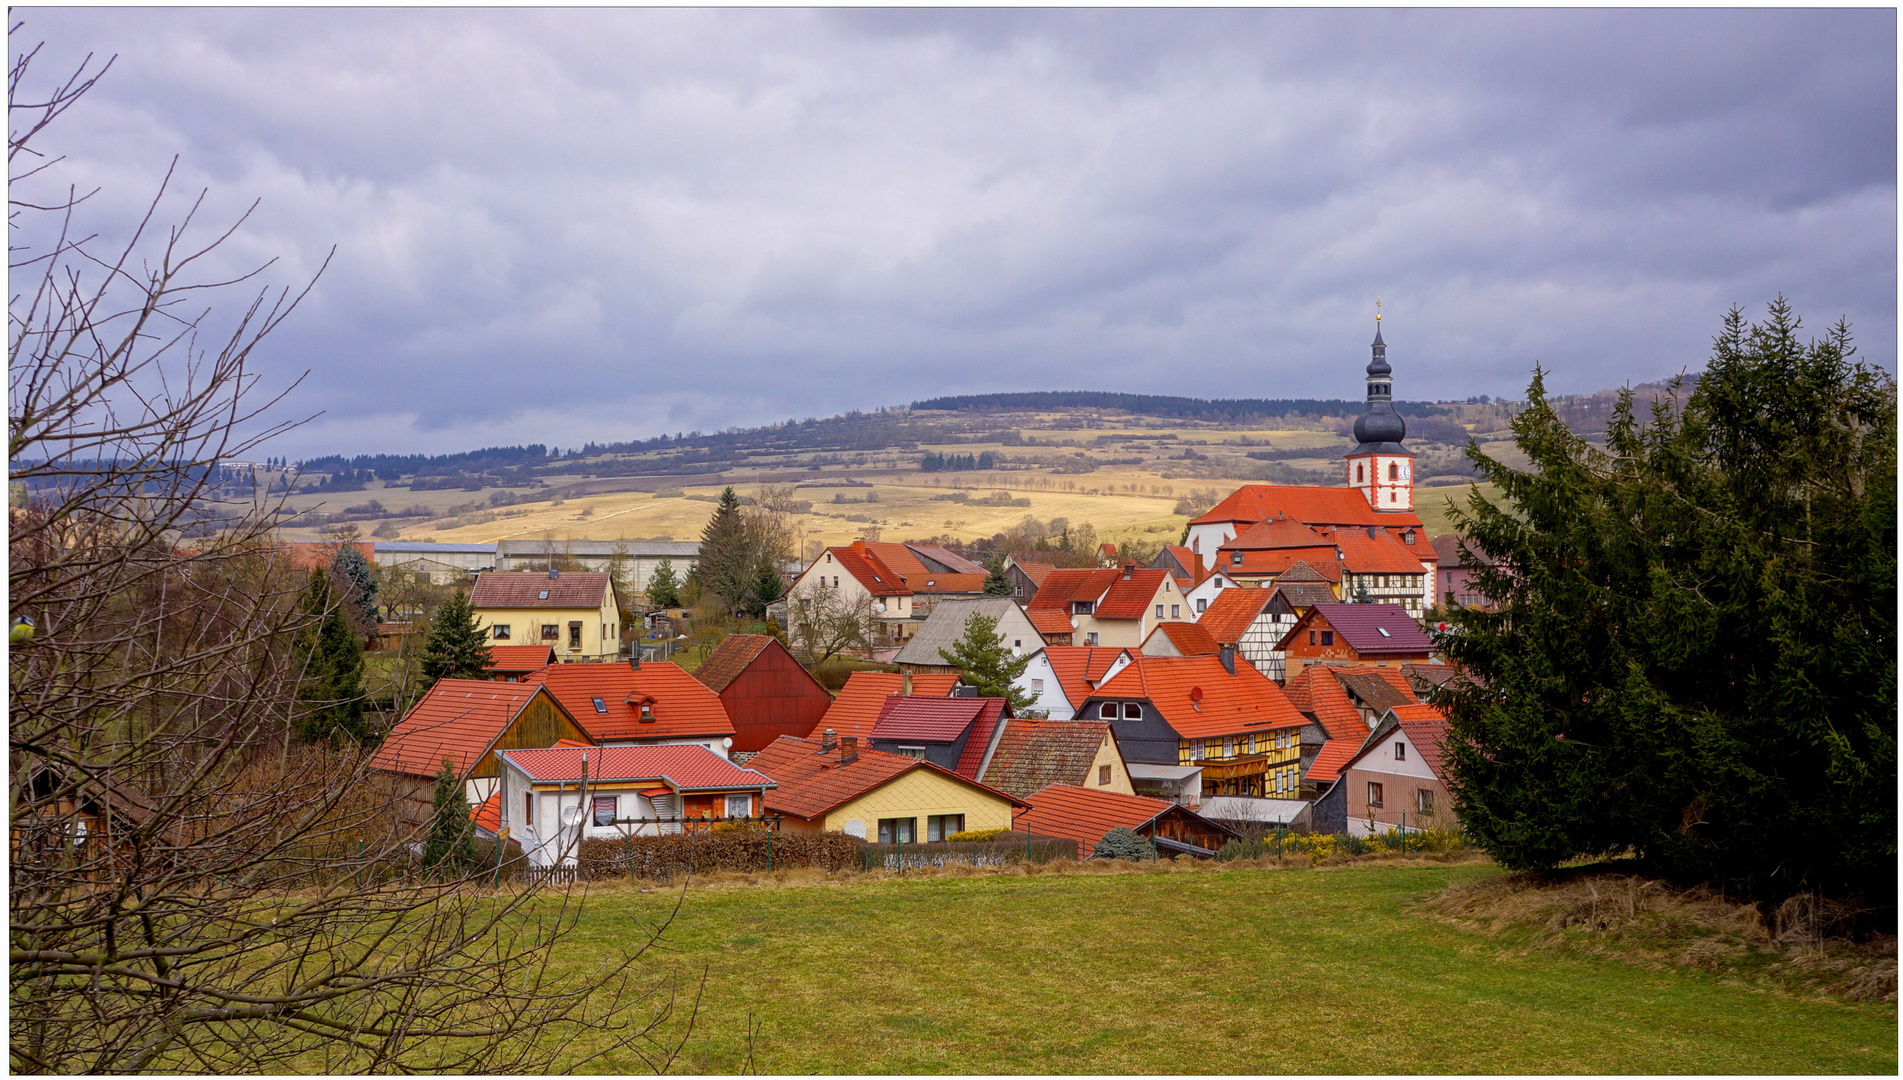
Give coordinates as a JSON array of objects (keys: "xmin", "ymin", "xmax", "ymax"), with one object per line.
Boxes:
[
  {"xmin": 720, "ymin": 640, "xmax": 836, "ymax": 753},
  {"xmin": 472, "ymin": 692, "xmax": 592, "ymax": 777}
]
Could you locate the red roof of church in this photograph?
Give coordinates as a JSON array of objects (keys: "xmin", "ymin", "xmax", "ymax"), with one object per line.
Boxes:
[{"xmin": 1193, "ymin": 485, "xmax": 1422, "ymax": 529}]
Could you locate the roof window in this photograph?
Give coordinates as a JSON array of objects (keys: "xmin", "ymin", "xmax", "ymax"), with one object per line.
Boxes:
[
  {"xmin": 1377, "ymin": 627, "xmax": 1392, "ymax": 637},
  {"xmin": 538, "ymin": 590, "xmax": 549, "ymax": 600},
  {"xmin": 591, "ymin": 697, "xmax": 607, "ymax": 713}
]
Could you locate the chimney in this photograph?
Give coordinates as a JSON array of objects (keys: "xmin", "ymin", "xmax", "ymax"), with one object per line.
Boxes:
[
  {"xmin": 549, "ymin": 567, "xmax": 560, "ymax": 580},
  {"xmin": 1122, "ymin": 559, "xmax": 1135, "ymax": 580},
  {"xmin": 821, "ymin": 728, "xmax": 837, "ymax": 752},
  {"xmin": 1218, "ymin": 643, "xmax": 1237, "ymax": 676},
  {"xmin": 1367, "ymin": 526, "xmax": 1380, "ymax": 540},
  {"xmin": 629, "ymin": 653, "xmax": 641, "ymax": 671},
  {"xmin": 901, "ymin": 671, "xmax": 914, "ymax": 696},
  {"xmin": 839, "ymin": 736, "xmax": 858, "ymax": 764}
]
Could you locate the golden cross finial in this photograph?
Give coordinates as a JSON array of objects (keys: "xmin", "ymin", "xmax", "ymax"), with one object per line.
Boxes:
[{"xmin": 1375, "ymin": 297, "xmax": 1383, "ymax": 322}]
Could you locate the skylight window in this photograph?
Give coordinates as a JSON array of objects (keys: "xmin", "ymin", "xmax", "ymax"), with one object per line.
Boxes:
[
  {"xmin": 1377, "ymin": 626, "xmax": 1392, "ymax": 637},
  {"xmin": 538, "ymin": 590, "xmax": 549, "ymax": 600},
  {"xmin": 591, "ymin": 697, "xmax": 607, "ymax": 713}
]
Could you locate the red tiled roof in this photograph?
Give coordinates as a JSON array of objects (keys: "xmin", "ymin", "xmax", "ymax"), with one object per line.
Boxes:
[
  {"xmin": 1220, "ymin": 548, "xmax": 1344, "ymax": 578},
  {"xmin": 810, "ymin": 671, "xmax": 961, "ymax": 743},
  {"xmin": 524, "ymin": 661, "xmax": 734, "ymax": 741},
  {"xmin": 1196, "ymin": 587, "xmax": 1275, "ymax": 645},
  {"xmin": 827, "ymin": 543, "xmax": 912, "ymax": 597},
  {"xmin": 1012, "ymin": 784, "xmax": 1176, "ymax": 859},
  {"xmin": 1191, "ymin": 485, "xmax": 1423, "ymax": 529},
  {"xmin": 470, "ymin": 571, "xmax": 612, "ymax": 610},
  {"xmin": 1389, "ymin": 703, "xmax": 1451, "ymax": 779},
  {"xmin": 691, "ymin": 634, "xmax": 774, "ymax": 693},
  {"xmin": 1025, "ymin": 568, "xmax": 1109, "ymax": 611},
  {"xmin": 498, "ymin": 743, "xmax": 775, "ymax": 789},
  {"xmin": 862, "ymin": 541, "xmax": 932, "ymax": 578},
  {"xmin": 1162, "ymin": 545, "xmax": 1204, "ymax": 584},
  {"xmin": 1222, "ymin": 517, "xmax": 1333, "ymax": 551},
  {"xmin": 552, "ymin": 738, "xmax": 591, "ymax": 748},
  {"xmin": 370, "ymin": 679, "xmax": 557, "ymax": 779},
  {"xmin": 1328, "ymin": 526, "xmax": 1439, "ymax": 575},
  {"xmin": 471, "ymin": 791, "xmax": 502, "ymax": 834},
  {"xmin": 1027, "ymin": 610, "xmax": 1077, "ymax": 637},
  {"xmin": 1145, "ymin": 621, "xmax": 1220, "ymax": 656},
  {"xmin": 1009, "ymin": 558, "xmax": 1058, "ymax": 585},
  {"xmin": 871, "ymin": 696, "xmax": 988, "ymax": 742},
  {"xmin": 906, "ymin": 543, "xmax": 987, "ymax": 575},
  {"xmin": 909, "ymin": 573, "xmax": 987, "ymax": 595},
  {"xmin": 1308, "ymin": 740, "xmax": 1362, "ymax": 786},
  {"xmin": 1092, "ymin": 655, "xmax": 1308, "ymax": 739},
  {"xmin": 1431, "ymin": 533, "xmax": 1494, "ymax": 568},
  {"xmin": 1295, "ymin": 604, "xmax": 1434, "ymax": 655},
  {"xmin": 979, "ymin": 720, "xmax": 1115, "ymax": 799},
  {"xmin": 1028, "ymin": 567, "xmax": 1172, "ymax": 621},
  {"xmin": 485, "ymin": 644, "xmax": 557, "ymax": 673},
  {"xmin": 1280, "ymin": 561, "xmax": 1335, "ymax": 583},
  {"xmin": 953, "ymin": 698, "xmax": 1008, "ymax": 778},
  {"xmin": 746, "ymin": 735, "xmax": 1022, "ymax": 820},
  {"xmin": 1039, "ymin": 645, "xmax": 1134, "ymax": 707}
]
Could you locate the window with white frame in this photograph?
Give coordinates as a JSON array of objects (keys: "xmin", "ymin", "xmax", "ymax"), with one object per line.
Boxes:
[
  {"xmin": 1031, "ymin": 678, "xmax": 1045, "ymax": 693},
  {"xmin": 1122, "ymin": 702, "xmax": 1142, "ymax": 720},
  {"xmin": 926, "ymin": 814, "xmax": 964, "ymax": 841},
  {"xmin": 894, "ymin": 746, "xmax": 927, "ymax": 759},
  {"xmin": 1367, "ymin": 782, "xmax": 1384, "ymax": 809},
  {"xmin": 1395, "ymin": 741, "xmax": 1407, "ymax": 760},
  {"xmin": 1099, "ymin": 702, "xmax": 1117, "ymax": 720},
  {"xmin": 726, "ymin": 794, "xmax": 751, "ymax": 818}
]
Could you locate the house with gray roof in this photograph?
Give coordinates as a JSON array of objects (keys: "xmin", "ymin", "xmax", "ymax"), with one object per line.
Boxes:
[{"xmin": 893, "ymin": 597, "xmax": 1045, "ymax": 674}]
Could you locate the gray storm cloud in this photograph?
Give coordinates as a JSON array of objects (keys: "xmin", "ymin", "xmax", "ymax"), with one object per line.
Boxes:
[{"xmin": 9, "ymin": 8, "xmax": 1894, "ymax": 456}]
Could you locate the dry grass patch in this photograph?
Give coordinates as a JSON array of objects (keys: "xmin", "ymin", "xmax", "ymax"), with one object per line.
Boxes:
[{"xmin": 1420, "ymin": 864, "xmax": 1897, "ymax": 1003}]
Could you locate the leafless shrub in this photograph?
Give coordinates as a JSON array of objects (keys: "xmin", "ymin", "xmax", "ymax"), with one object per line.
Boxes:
[{"xmin": 9, "ymin": 30, "xmax": 698, "ymax": 1072}]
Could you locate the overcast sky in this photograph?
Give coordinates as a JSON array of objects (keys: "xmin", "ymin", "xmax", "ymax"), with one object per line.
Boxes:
[{"xmin": 11, "ymin": 8, "xmax": 1896, "ymax": 458}]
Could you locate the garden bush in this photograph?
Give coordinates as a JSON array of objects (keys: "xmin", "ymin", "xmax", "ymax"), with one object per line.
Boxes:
[
  {"xmin": 575, "ymin": 830, "xmax": 861, "ymax": 880},
  {"xmin": 947, "ymin": 827, "xmax": 1009, "ymax": 842},
  {"xmin": 1092, "ymin": 827, "xmax": 1155, "ymax": 861}
]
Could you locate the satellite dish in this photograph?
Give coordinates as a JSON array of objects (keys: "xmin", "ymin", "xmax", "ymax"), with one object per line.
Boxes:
[
  {"xmin": 560, "ymin": 805, "xmax": 582, "ymax": 826},
  {"xmin": 843, "ymin": 819, "xmax": 867, "ymax": 839},
  {"xmin": 722, "ymin": 737, "xmax": 734, "ymax": 749}
]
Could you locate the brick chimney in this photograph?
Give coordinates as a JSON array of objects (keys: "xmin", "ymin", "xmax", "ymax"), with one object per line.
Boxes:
[
  {"xmin": 629, "ymin": 653, "xmax": 641, "ymax": 671},
  {"xmin": 1218, "ymin": 642, "xmax": 1237, "ymax": 676},
  {"xmin": 1122, "ymin": 559, "xmax": 1136, "ymax": 580},
  {"xmin": 901, "ymin": 671, "xmax": 913, "ymax": 696},
  {"xmin": 821, "ymin": 728, "xmax": 837, "ymax": 752},
  {"xmin": 839, "ymin": 736, "xmax": 858, "ymax": 764}
]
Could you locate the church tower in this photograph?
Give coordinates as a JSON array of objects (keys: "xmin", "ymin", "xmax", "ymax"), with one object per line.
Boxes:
[{"xmin": 1345, "ymin": 310, "xmax": 1413, "ymax": 512}]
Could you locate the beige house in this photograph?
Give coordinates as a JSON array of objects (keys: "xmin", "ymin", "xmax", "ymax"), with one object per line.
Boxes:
[
  {"xmin": 471, "ymin": 570, "xmax": 622, "ymax": 663},
  {"xmin": 786, "ymin": 541, "xmax": 919, "ymax": 647},
  {"xmin": 1024, "ymin": 563, "xmax": 1189, "ymax": 649},
  {"xmin": 746, "ymin": 734, "xmax": 1022, "ymax": 842}
]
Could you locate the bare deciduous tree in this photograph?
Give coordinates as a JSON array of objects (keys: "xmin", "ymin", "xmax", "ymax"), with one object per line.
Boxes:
[
  {"xmin": 786, "ymin": 582, "xmax": 877, "ymax": 664},
  {"xmin": 9, "ymin": 30, "xmax": 695, "ymax": 1073}
]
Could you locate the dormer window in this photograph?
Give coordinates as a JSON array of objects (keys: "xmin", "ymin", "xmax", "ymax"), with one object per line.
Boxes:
[
  {"xmin": 1099, "ymin": 702, "xmax": 1117, "ymax": 720},
  {"xmin": 1073, "ymin": 601, "xmax": 1094, "ymax": 615}
]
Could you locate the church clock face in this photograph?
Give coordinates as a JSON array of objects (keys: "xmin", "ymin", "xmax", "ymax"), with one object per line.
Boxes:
[{"xmin": 1400, "ymin": 462, "xmax": 1410, "ymax": 481}]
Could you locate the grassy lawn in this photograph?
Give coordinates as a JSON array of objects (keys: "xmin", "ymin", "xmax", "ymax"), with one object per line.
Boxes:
[{"xmin": 557, "ymin": 862, "xmax": 1896, "ymax": 1074}]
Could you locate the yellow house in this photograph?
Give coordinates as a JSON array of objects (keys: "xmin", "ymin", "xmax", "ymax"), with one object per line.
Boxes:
[
  {"xmin": 470, "ymin": 570, "xmax": 621, "ymax": 662},
  {"xmin": 746, "ymin": 733, "xmax": 1022, "ymax": 842}
]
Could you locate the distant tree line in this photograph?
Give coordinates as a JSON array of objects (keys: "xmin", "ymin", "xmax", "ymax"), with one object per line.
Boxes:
[
  {"xmin": 920, "ymin": 450, "xmax": 997, "ymax": 471},
  {"xmin": 910, "ymin": 391, "xmax": 1456, "ymax": 422}
]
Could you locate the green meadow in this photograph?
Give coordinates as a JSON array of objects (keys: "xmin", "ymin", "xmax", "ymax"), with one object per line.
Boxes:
[{"xmin": 556, "ymin": 861, "xmax": 1896, "ymax": 1074}]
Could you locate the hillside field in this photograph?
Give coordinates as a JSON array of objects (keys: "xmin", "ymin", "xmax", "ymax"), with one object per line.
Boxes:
[{"xmin": 540, "ymin": 862, "xmax": 1894, "ymax": 1075}]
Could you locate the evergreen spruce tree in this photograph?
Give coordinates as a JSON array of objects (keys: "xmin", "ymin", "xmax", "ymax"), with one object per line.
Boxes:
[
  {"xmin": 982, "ymin": 554, "xmax": 1013, "ymax": 597},
  {"xmin": 938, "ymin": 612, "xmax": 1036, "ymax": 711},
  {"xmin": 693, "ymin": 487, "xmax": 752, "ymax": 613},
  {"xmin": 292, "ymin": 569, "xmax": 370, "ymax": 743},
  {"xmin": 1437, "ymin": 299, "xmax": 1895, "ymax": 905},
  {"xmin": 420, "ymin": 589, "xmax": 493, "ymax": 690},
  {"xmin": 645, "ymin": 557, "xmax": 681, "ymax": 607},
  {"xmin": 421, "ymin": 760, "xmax": 478, "ymax": 875},
  {"xmin": 747, "ymin": 556, "xmax": 785, "ymax": 618},
  {"xmin": 332, "ymin": 541, "xmax": 380, "ymax": 624}
]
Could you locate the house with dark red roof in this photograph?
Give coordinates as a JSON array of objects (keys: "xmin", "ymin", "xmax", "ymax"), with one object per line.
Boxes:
[
  {"xmin": 1432, "ymin": 533, "xmax": 1498, "ymax": 611},
  {"xmin": 494, "ymin": 743, "xmax": 777, "ymax": 867},
  {"xmin": 785, "ymin": 540, "xmax": 989, "ymax": 650},
  {"xmin": 1140, "ymin": 620, "xmax": 1221, "ymax": 658},
  {"xmin": 808, "ymin": 670, "xmax": 961, "ymax": 745},
  {"xmin": 1013, "ymin": 785, "xmax": 1240, "ymax": 860},
  {"xmin": 867, "ymin": 693, "xmax": 1010, "ymax": 778},
  {"xmin": 1313, "ymin": 703, "xmax": 1455, "ymax": 837},
  {"xmin": 370, "ymin": 678, "xmax": 593, "ymax": 833},
  {"xmin": 1276, "ymin": 603, "xmax": 1435, "ymax": 680},
  {"xmin": 1024, "ymin": 561, "xmax": 1188, "ymax": 648},
  {"xmin": 524, "ymin": 657, "xmax": 737, "ymax": 754},
  {"xmin": 1082, "ymin": 652, "xmax": 1310, "ymax": 802},
  {"xmin": 745, "ymin": 732, "xmax": 1023, "ymax": 842},
  {"xmin": 1004, "ymin": 554, "xmax": 1059, "ymax": 604},
  {"xmin": 691, "ymin": 634, "xmax": 834, "ymax": 756},
  {"xmin": 470, "ymin": 569, "xmax": 623, "ymax": 662}
]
